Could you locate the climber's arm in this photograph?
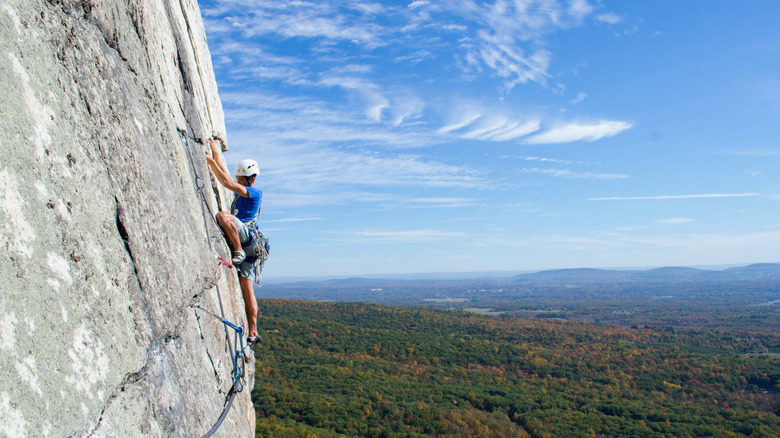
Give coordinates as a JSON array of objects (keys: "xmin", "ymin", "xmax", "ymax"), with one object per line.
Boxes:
[{"xmin": 206, "ymin": 138, "xmax": 248, "ymax": 197}]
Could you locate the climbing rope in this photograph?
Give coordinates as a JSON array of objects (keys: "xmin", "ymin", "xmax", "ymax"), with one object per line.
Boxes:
[
  {"xmin": 180, "ymin": 130, "xmax": 235, "ymax": 357},
  {"xmin": 192, "ymin": 258, "xmax": 254, "ymax": 438},
  {"xmin": 180, "ymin": 130, "xmax": 249, "ymax": 437},
  {"xmin": 193, "ymin": 303, "xmax": 247, "ymax": 438},
  {"xmin": 179, "ymin": 130, "xmax": 223, "ymax": 237}
]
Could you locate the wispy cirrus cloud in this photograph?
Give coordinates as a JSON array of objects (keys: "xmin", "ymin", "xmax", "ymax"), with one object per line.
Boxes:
[
  {"xmin": 220, "ymin": 91, "xmax": 435, "ymax": 149},
  {"xmin": 521, "ymin": 156, "xmax": 574, "ymax": 164},
  {"xmin": 263, "ymin": 217, "xmax": 326, "ymax": 223},
  {"xmin": 596, "ymin": 12, "xmax": 622, "ymax": 24},
  {"xmin": 455, "ymin": 117, "xmax": 541, "ymax": 141},
  {"xmin": 216, "ymin": 86, "xmax": 491, "ymax": 209},
  {"xmin": 437, "ymin": 107, "xmax": 631, "ymax": 145},
  {"xmin": 409, "ymin": 197, "xmax": 477, "ymax": 208},
  {"xmin": 589, "ymin": 193, "xmax": 760, "ymax": 201},
  {"xmin": 203, "ymin": 0, "xmax": 630, "ymax": 209},
  {"xmin": 337, "ymin": 229, "xmax": 467, "ymax": 243},
  {"xmin": 656, "ymin": 218, "xmax": 695, "ymax": 224},
  {"xmin": 717, "ymin": 148, "xmax": 780, "ymax": 157},
  {"xmin": 205, "ymin": 1, "xmax": 389, "ymax": 48},
  {"xmin": 256, "ymin": 143, "xmax": 486, "ymax": 192},
  {"xmin": 569, "ymin": 92, "xmax": 588, "ymax": 104},
  {"xmin": 227, "ymin": 133, "xmax": 486, "ymax": 209},
  {"xmin": 439, "ymin": 0, "xmax": 599, "ymax": 90},
  {"xmin": 204, "ymin": 0, "xmax": 631, "ymax": 156},
  {"xmin": 520, "ymin": 168, "xmax": 629, "ymax": 180},
  {"xmin": 437, "ymin": 105, "xmax": 542, "ymax": 142},
  {"xmin": 203, "ymin": 0, "xmax": 620, "ymax": 93},
  {"xmin": 524, "ymin": 120, "xmax": 632, "ymax": 144}
]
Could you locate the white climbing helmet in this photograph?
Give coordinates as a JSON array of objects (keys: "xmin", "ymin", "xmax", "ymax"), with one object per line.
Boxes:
[{"xmin": 234, "ymin": 159, "xmax": 259, "ymax": 177}]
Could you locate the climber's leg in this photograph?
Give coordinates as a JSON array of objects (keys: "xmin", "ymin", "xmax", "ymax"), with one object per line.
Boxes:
[
  {"xmin": 238, "ymin": 275, "xmax": 258, "ymax": 339},
  {"xmin": 216, "ymin": 211, "xmax": 241, "ymax": 250}
]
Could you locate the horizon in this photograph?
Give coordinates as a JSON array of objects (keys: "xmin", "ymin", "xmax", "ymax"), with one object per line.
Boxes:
[
  {"xmin": 260, "ymin": 260, "xmax": 779, "ymax": 284},
  {"xmin": 200, "ymin": 1, "xmax": 780, "ymax": 279}
]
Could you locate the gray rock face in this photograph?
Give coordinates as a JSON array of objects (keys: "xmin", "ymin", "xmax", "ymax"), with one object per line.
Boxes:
[{"xmin": 0, "ymin": 0, "xmax": 255, "ymax": 436}]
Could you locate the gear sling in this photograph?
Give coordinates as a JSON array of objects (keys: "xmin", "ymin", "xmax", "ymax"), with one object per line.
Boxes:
[{"xmin": 231, "ymin": 195, "xmax": 270, "ymax": 283}]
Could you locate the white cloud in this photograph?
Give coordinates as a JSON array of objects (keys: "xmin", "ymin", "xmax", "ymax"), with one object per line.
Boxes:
[
  {"xmin": 437, "ymin": 106, "xmax": 541, "ymax": 141},
  {"xmin": 408, "ymin": 1, "xmax": 429, "ymax": 10},
  {"xmin": 656, "ymin": 218, "xmax": 695, "ymax": 225},
  {"xmin": 329, "ymin": 64, "xmax": 375, "ymax": 74},
  {"xmin": 442, "ymin": 23, "xmax": 467, "ymax": 32},
  {"xmin": 309, "ymin": 72, "xmax": 426, "ymax": 125},
  {"xmin": 719, "ymin": 148, "xmax": 780, "ymax": 157},
  {"xmin": 569, "ymin": 92, "xmax": 588, "ymax": 105},
  {"xmin": 598, "ymin": 230, "xmax": 780, "ymax": 266},
  {"xmin": 596, "ymin": 12, "xmax": 622, "ymax": 25},
  {"xmin": 263, "ymin": 217, "xmax": 326, "ymax": 223},
  {"xmin": 408, "ymin": 197, "xmax": 476, "ymax": 208},
  {"xmin": 482, "ymin": 229, "xmax": 780, "ymax": 265},
  {"xmin": 353, "ymin": 2, "xmax": 385, "ymax": 15},
  {"xmin": 521, "ymin": 156, "xmax": 573, "ymax": 164},
  {"xmin": 438, "ymin": 113, "xmax": 483, "ymax": 135},
  {"xmin": 589, "ymin": 193, "xmax": 760, "ymax": 201},
  {"xmin": 386, "ymin": 92, "xmax": 427, "ymax": 126},
  {"xmin": 568, "ymin": 0, "xmax": 595, "ymax": 21},
  {"xmin": 256, "ymin": 143, "xmax": 484, "ymax": 190},
  {"xmin": 230, "ymin": 138, "xmax": 487, "ymax": 209},
  {"xmin": 249, "ymin": 2, "xmax": 386, "ymax": 47},
  {"xmin": 492, "ymin": 121, "xmax": 543, "ymax": 141},
  {"xmin": 449, "ymin": 0, "xmax": 600, "ymax": 89},
  {"xmin": 622, "ymin": 24, "xmax": 640, "ymax": 36},
  {"xmin": 520, "ymin": 168, "xmax": 629, "ymax": 180},
  {"xmin": 462, "ymin": 119, "xmax": 541, "ymax": 141},
  {"xmin": 202, "ymin": 0, "xmax": 609, "ymax": 96},
  {"xmin": 524, "ymin": 120, "xmax": 632, "ymax": 144},
  {"xmin": 479, "ymin": 233, "xmax": 612, "ymax": 249},
  {"xmin": 340, "ymin": 229, "xmax": 466, "ymax": 243},
  {"xmin": 215, "ymin": 90, "xmax": 491, "ymax": 209},
  {"xmin": 221, "ymin": 91, "xmax": 434, "ymax": 148}
]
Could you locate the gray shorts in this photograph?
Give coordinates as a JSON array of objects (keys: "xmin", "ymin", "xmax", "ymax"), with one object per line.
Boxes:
[
  {"xmin": 233, "ymin": 216, "xmax": 253, "ymax": 247},
  {"xmin": 232, "ymin": 216, "xmax": 257, "ymax": 278}
]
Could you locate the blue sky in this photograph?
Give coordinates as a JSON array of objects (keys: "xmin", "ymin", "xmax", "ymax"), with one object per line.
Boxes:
[{"xmin": 199, "ymin": 0, "xmax": 780, "ymax": 279}]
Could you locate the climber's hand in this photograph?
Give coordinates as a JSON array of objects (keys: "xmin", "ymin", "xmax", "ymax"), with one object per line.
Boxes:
[{"xmin": 207, "ymin": 137, "xmax": 219, "ymax": 158}]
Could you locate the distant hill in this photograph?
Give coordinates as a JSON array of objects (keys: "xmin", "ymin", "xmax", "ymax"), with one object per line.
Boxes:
[
  {"xmin": 723, "ymin": 263, "xmax": 780, "ymax": 279},
  {"xmin": 511, "ymin": 263, "xmax": 780, "ymax": 284}
]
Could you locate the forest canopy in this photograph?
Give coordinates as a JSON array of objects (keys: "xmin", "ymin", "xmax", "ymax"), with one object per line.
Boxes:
[{"xmin": 251, "ymin": 299, "xmax": 779, "ymax": 437}]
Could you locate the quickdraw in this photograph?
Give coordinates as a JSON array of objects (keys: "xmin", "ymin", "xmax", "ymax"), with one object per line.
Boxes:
[{"xmin": 218, "ymin": 257, "xmax": 233, "ymax": 270}]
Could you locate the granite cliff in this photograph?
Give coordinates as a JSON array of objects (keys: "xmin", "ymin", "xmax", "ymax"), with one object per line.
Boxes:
[{"xmin": 0, "ymin": 0, "xmax": 255, "ymax": 436}]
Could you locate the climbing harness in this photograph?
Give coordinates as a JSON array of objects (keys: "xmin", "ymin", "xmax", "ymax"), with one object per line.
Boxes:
[{"xmin": 230, "ymin": 195, "xmax": 271, "ymax": 285}]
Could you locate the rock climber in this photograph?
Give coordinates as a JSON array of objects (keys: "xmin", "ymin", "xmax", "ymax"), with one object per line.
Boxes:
[{"xmin": 205, "ymin": 137, "xmax": 260, "ymax": 345}]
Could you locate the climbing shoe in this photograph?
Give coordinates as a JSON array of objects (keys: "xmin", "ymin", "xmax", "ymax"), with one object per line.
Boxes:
[
  {"xmin": 232, "ymin": 250, "xmax": 246, "ymax": 265},
  {"xmin": 247, "ymin": 334, "xmax": 262, "ymax": 347}
]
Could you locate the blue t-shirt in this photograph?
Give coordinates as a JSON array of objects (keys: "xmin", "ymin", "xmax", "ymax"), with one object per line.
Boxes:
[{"xmin": 231, "ymin": 186, "xmax": 262, "ymax": 224}]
